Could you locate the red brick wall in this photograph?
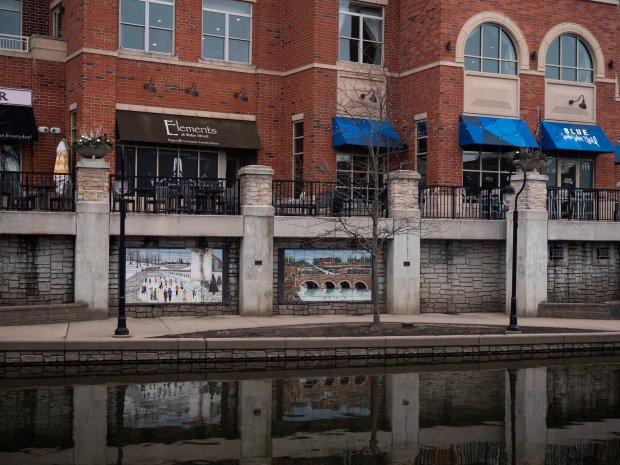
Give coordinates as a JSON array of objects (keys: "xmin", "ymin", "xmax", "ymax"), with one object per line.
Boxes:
[{"xmin": 22, "ymin": 0, "xmax": 48, "ymax": 37}]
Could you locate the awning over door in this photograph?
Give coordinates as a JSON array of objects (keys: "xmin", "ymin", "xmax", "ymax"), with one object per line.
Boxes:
[
  {"xmin": 0, "ymin": 104, "xmax": 38, "ymax": 143},
  {"xmin": 458, "ymin": 115, "xmax": 538, "ymax": 151},
  {"xmin": 116, "ymin": 110, "xmax": 261, "ymax": 149},
  {"xmin": 332, "ymin": 117, "xmax": 404, "ymax": 150},
  {"xmin": 540, "ymin": 121, "xmax": 613, "ymax": 154}
]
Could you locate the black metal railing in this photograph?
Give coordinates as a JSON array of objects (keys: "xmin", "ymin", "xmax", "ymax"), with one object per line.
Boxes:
[
  {"xmin": 419, "ymin": 185, "xmax": 506, "ymax": 219},
  {"xmin": 272, "ymin": 180, "xmax": 387, "ymax": 217},
  {"xmin": 109, "ymin": 176, "xmax": 240, "ymax": 215},
  {"xmin": 547, "ymin": 188, "xmax": 620, "ymax": 221},
  {"xmin": 0, "ymin": 171, "xmax": 74, "ymax": 212}
]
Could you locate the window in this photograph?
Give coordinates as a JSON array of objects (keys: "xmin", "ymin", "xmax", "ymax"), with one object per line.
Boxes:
[
  {"xmin": 462, "ymin": 150, "xmax": 513, "ymax": 188},
  {"xmin": 545, "ymin": 34, "xmax": 593, "ymax": 83},
  {"xmin": 52, "ymin": 4, "xmax": 64, "ymax": 38},
  {"xmin": 549, "ymin": 245, "xmax": 564, "ymax": 261},
  {"xmin": 292, "ymin": 121, "xmax": 304, "ymax": 195},
  {"xmin": 415, "ymin": 120, "xmax": 428, "ymax": 184},
  {"xmin": 544, "ymin": 157, "xmax": 593, "ymax": 188},
  {"xmin": 464, "ymin": 24, "xmax": 517, "ymax": 75},
  {"xmin": 0, "ymin": 145, "xmax": 21, "ymax": 172},
  {"xmin": 202, "ymin": 0, "xmax": 251, "ymax": 63},
  {"xmin": 0, "ymin": 0, "xmax": 21, "ymax": 49},
  {"xmin": 336, "ymin": 151, "xmax": 383, "ymax": 202},
  {"xmin": 70, "ymin": 110, "xmax": 77, "ymax": 144},
  {"xmin": 339, "ymin": 1, "xmax": 383, "ymax": 65},
  {"xmin": 116, "ymin": 145, "xmax": 219, "ymax": 179},
  {"xmin": 120, "ymin": 0, "xmax": 174, "ymax": 54}
]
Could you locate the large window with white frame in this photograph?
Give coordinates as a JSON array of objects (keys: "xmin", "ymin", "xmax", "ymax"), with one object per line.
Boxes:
[
  {"xmin": 0, "ymin": 0, "xmax": 21, "ymax": 49},
  {"xmin": 339, "ymin": 1, "xmax": 383, "ymax": 65},
  {"xmin": 464, "ymin": 23, "xmax": 518, "ymax": 75},
  {"xmin": 462, "ymin": 150, "xmax": 513, "ymax": 189},
  {"xmin": 120, "ymin": 0, "xmax": 174, "ymax": 54},
  {"xmin": 202, "ymin": 0, "xmax": 251, "ymax": 63},
  {"xmin": 545, "ymin": 34, "xmax": 594, "ymax": 83}
]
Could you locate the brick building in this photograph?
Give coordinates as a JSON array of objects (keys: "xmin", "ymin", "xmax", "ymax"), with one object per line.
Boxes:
[{"xmin": 1, "ymin": 0, "xmax": 619, "ymax": 190}]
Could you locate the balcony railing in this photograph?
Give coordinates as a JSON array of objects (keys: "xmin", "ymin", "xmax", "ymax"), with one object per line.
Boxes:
[
  {"xmin": 419, "ymin": 186, "xmax": 506, "ymax": 220},
  {"xmin": 109, "ymin": 176, "xmax": 240, "ymax": 215},
  {"xmin": 0, "ymin": 171, "xmax": 74, "ymax": 212},
  {"xmin": 547, "ymin": 188, "xmax": 620, "ymax": 221},
  {"xmin": 272, "ymin": 180, "xmax": 387, "ymax": 217},
  {"xmin": 0, "ymin": 34, "xmax": 29, "ymax": 52}
]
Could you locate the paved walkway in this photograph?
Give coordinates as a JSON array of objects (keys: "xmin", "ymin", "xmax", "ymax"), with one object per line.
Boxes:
[{"xmin": 0, "ymin": 312, "xmax": 619, "ymax": 342}]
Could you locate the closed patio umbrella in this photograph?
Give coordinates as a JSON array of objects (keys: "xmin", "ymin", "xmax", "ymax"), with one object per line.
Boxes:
[{"xmin": 54, "ymin": 139, "xmax": 70, "ymax": 196}]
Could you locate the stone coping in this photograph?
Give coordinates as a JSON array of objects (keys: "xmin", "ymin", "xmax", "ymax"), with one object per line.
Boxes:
[{"xmin": 2, "ymin": 332, "xmax": 620, "ymax": 366}]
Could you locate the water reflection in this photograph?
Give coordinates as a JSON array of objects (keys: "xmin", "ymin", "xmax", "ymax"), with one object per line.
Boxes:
[{"xmin": 2, "ymin": 360, "xmax": 620, "ymax": 464}]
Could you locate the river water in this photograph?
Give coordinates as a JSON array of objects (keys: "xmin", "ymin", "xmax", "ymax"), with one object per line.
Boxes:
[{"xmin": 2, "ymin": 357, "xmax": 620, "ymax": 464}]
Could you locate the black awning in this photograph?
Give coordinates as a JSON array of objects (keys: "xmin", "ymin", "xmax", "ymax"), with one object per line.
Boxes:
[
  {"xmin": 116, "ymin": 110, "xmax": 261, "ymax": 150},
  {"xmin": 0, "ymin": 104, "xmax": 38, "ymax": 143}
]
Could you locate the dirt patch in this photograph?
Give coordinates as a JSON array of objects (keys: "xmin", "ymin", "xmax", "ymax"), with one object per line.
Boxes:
[{"xmin": 160, "ymin": 322, "xmax": 603, "ymax": 338}]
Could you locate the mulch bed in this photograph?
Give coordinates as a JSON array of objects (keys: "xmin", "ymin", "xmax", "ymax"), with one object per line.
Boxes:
[{"xmin": 161, "ymin": 322, "xmax": 604, "ymax": 339}]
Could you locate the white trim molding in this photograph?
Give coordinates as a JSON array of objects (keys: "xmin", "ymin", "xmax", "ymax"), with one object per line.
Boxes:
[{"xmin": 115, "ymin": 103, "xmax": 257, "ymax": 121}]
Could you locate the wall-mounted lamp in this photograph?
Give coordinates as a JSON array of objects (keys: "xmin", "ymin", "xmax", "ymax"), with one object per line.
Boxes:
[
  {"xmin": 185, "ymin": 82, "xmax": 199, "ymax": 97},
  {"xmin": 233, "ymin": 87, "xmax": 248, "ymax": 102},
  {"xmin": 530, "ymin": 50, "xmax": 538, "ymax": 61},
  {"xmin": 609, "ymin": 60, "xmax": 614, "ymax": 70},
  {"xmin": 360, "ymin": 91, "xmax": 377, "ymax": 103},
  {"xmin": 143, "ymin": 78, "xmax": 157, "ymax": 93},
  {"xmin": 569, "ymin": 94, "xmax": 587, "ymax": 110},
  {"xmin": 445, "ymin": 40, "xmax": 452, "ymax": 52}
]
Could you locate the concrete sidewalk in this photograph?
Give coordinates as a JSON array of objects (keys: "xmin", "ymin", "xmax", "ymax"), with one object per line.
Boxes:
[{"xmin": 0, "ymin": 312, "xmax": 619, "ymax": 342}]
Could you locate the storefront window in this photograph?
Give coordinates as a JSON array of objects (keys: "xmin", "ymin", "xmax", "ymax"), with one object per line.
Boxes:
[
  {"xmin": 117, "ymin": 145, "xmax": 221, "ymax": 179},
  {"xmin": 336, "ymin": 151, "xmax": 383, "ymax": 201},
  {"xmin": 462, "ymin": 150, "xmax": 512, "ymax": 188},
  {"xmin": 544, "ymin": 156, "xmax": 594, "ymax": 188},
  {"xmin": 1, "ymin": 145, "xmax": 21, "ymax": 197}
]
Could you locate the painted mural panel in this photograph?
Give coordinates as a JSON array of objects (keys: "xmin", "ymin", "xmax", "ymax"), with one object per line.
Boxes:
[
  {"xmin": 126, "ymin": 248, "xmax": 224, "ymax": 303},
  {"xmin": 282, "ymin": 249, "xmax": 372, "ymax": 302}
]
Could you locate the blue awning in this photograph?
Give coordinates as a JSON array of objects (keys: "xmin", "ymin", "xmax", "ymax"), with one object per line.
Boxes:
[
  {"xmin": 459, "ymin": 115, "xmax": 538, "ymax": 151},
  {"xmin": 540, "ymin": 121, "xmax": 613, "ymax": 154},
  {"xmin": 332, "ymin": 117, "xmax": 404, "ymax": 150},
  {"xmin": 615, "ymin": 142, "xmax": 620, "ymax": 164}
]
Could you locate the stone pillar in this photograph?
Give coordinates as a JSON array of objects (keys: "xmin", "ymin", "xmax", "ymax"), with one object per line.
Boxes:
[
  {"xmin": 386, "ymin": 170, "xmax": 421, "ymax": 314},
  {"xmin": 505, "ymin": 172, "xmax": 548, "ymax": 317},
  {"xmin": 386, "ymin": 373, "xmax": 420, "ymax": 464},
  {"xmin": 73, "ymin": 385, "xmax": 108, "ymax": 465},
  {"xmin": 239, "ymin": 165, "xmax": 274, "ymax": 316},
  {"xmin": 239, "ymin": 379, "xmax": 272, "ymax": 464},
  {"xmin": 74, "ymin": 159, "xmax": 110, "ymax": 315}
]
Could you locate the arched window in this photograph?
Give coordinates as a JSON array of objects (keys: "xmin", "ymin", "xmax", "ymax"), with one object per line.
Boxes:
[
  {"xmin": 545, "ymin": 34, "xmax": 593, "ymax": 83},
  {"xmin": 464, "ymin": 24, "xmax": 518, "ymax": 75}
]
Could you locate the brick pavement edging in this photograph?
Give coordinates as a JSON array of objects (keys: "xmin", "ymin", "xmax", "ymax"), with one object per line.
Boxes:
[{"xmin": 2, "ymin": 333, "xmax": 620, "ymax": 366}]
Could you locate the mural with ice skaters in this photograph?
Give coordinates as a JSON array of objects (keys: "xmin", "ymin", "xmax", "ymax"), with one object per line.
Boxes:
[
  {"xmin": 282, "ymin": 249, "xmax": 372, "ymax": 302},
  {"xmin": 126, "ymin": 247, "xmax": 224, "ymax": 303}
]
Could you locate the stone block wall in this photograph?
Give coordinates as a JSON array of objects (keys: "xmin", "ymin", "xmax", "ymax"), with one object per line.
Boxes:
[
  {"xmin": 272, "ymin": 238, "xmax": 385, "ymax": 315},
  {"xmin": 420, "ymin": 240, "xmax": 506, "ymax": 313},
  {"xmin": 108, "ymin": 237, "xmax": 239, "ymax": 317},
  {"xmin": 0, "ymin": 236, "xmax": 74, "ymax": 306},
  {"xmin": 547, "ymin": 242, "xmax": 620, "ymax": 303}
]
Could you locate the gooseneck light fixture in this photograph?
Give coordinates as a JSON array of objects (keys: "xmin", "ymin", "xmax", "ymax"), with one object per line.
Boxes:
[
  {"xmin": 185, "ymin": 82, "xmax": 199, "ymax": 97},
  {"xmin": 233, "ymin": 87, "xmax": 248, "ymax": 102},
  {"xmin": 360, "ymin": 91, "xmax": 378, "ymax": 103},
  {"xmin": 569, "ymin": 94, "xmax": 587, "ymax": 110},
  {"xmin": 143, "ymin": 78, "xmax": 157, "ymax": 93},
  {"xmin": 503, "ymin": 163, "xmax": 526, "ymax": 333}
]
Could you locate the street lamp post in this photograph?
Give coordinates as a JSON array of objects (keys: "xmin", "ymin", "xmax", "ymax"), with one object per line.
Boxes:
[
  {"xmin": 504, "ymin": 163, "xmax": 527, "ymax": 333},
  {"xmin": 114, "ymin": 156, "xmax": 130, "ymax": 337}
]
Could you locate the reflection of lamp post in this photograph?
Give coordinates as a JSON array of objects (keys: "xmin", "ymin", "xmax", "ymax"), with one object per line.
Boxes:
[
  {"xmin": 504, "ymin": 163, "xmax": 526, "ymax": 333},
  {"xmin": 508, "ymin": 368, "xmax": 518, "ymax": 465},
  {"xmin": 113, "ymin": 159, "xmax": 130, "ymax": 337}
]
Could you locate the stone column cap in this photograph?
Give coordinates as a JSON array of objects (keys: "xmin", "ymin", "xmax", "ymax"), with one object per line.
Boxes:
[
  {"xmin": 238, "ymin": 165, "xmax": 274, "ymax": 176},
  {"xmin": 76, "ymin": 159, "xmax": 110, "ymax": 169},
  {"xmin": 511, "ymin": 172, "xmax": 548, "ymax": 182},
  {"xmin": 387, "ymin": 170, "xmax": 421, "ymax": 180}
]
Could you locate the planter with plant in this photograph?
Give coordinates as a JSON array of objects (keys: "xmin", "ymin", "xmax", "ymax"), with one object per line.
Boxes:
[
  {"xmin": 75, "ymin": 129, "xmax": 113, "ymax": 159},
  {"xmin": 513, "ymin": 148, "xmax": 547, "ymax": 171}
]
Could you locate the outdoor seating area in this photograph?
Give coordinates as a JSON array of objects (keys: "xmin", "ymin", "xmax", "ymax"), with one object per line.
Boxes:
[
  {"xmin": 547, "ymin": 188, "xmax": 620, "ymax": 221},
  {"xmin": 0, "ymin": 171, "xmax": 74, "ymax": 212},
  {"xmin": 419, "ymin": 186, "xmax": 506, "ymax": 219},
  {"xmin": 109, "ymin": 176, "xmax": 239, "ymax": 215}
]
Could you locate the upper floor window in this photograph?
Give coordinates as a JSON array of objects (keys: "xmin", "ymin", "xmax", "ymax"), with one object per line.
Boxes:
[
  {"xmin": 415, "ymin": 120, "xmax": 428, "ymax": 184},
  {"xmin": 464, "ymin": 24, "xmax": 517, "ymax": 75},
  {"xmin": 202, "ymin": 0, "xmax": 251, "ymax": 63},
  {"xmin": 52, "ymin": 4, "xmax": 64, "ymax": 38},
  {"xmin": 339, "ymin": 1, "xmax": 383, "ymax": 65},
  {"xmin": 0, "ymin": 0, "xmax": 21, "ymax": 40},
  {"xmin": 545, "ymin": 34, "xmax": 593, "ymax": 83},
  {"xmin": 120, "ymin": 0, "xmax": 174, "ymax": 54}
]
